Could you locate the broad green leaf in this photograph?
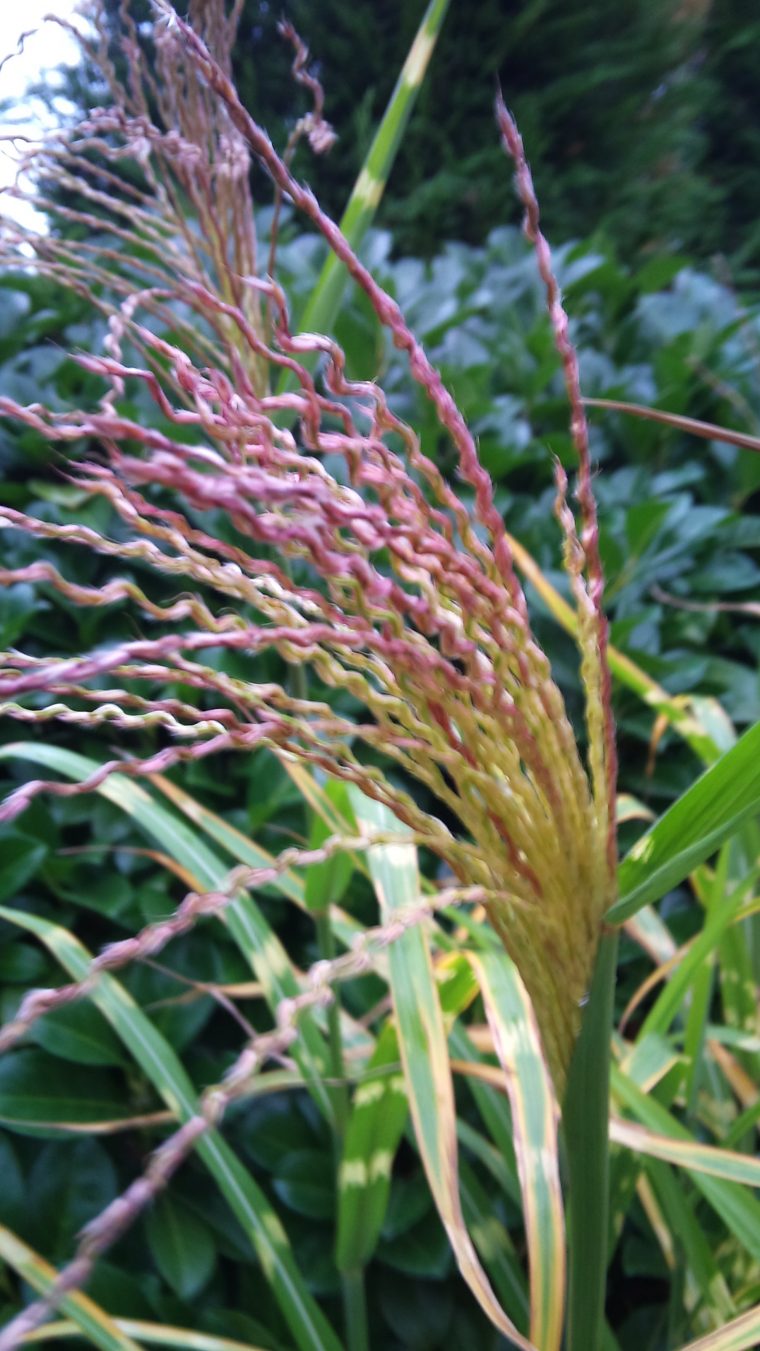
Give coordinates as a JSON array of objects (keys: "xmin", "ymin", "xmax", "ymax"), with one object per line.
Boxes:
[
  {"xmin": 25, "ymin": 1138, "xmax": 117, "ymax": 1265},
  {"xmin": 0, "ymin": 940, "xmax": 48, "ymax": 983},
  {"xmin": 0, "ymin": 1050, "xmax": 132, "ymax": 1130},
  {"xmin": 272, "ymin": 1149, "xmax": 336, "ymax": 1220},
  {"xmin": 677, "ymin": 1304, "xmax": 760, "ymax": 1351},
  {"xmin": 0, "ymin": 1222, "xmax": 143, "ymax": 1351},
  {"xmin": 470, "ymin": 951, "xmax": 565, "ymax": 1351},
  {"xmin": 0, "ymin": 1135, "xmax": 24, "ymax": 1234},
  {"xmin": 609, "ymin": 721, "xmax": 760, "ymax": 923},
  {"xmin": 31, "ymin": 1000, "xmax": 127, "ymax": 1068},
  {"xmin": 145, "ymin": 1193, "xmax": 216, "ymax": 1300},
  {"xmin": 152, "ymin": 765, "xmax": 372, "ymax": 1062},
  {"xmin": 0, "ymin": 905, "xmax": 343, "ymax": 1351},
  {"xmin": 0, "ymin": 830, "xmax": 46, "ymax": 901},
  {"xmin": 376, "ymin": 1206, "xmax": 451, "ymax": 1279},
  {"xmin": 0, "ymin": 743, "xmax": 333, "ymax": 1125},
  {"xmin": 292, "ymin": 0, "xmax": 450, "ymax": 346},
  {"xmin": 350, "ymin": 788, "xmax": 536, "ymax": 1350}
]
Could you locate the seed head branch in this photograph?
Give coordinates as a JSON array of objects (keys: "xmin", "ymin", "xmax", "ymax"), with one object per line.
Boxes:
[{"xmin": 496, "ymin": 94, "xmax": 617, "ymax": 881}]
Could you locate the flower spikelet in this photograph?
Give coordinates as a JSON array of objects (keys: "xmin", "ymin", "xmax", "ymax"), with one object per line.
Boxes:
[{"xmin": 0, "ymin": 0, "xmax": 615, "ymax": 1093}]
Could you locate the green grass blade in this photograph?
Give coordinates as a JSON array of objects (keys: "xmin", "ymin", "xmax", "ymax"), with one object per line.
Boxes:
[
  {"xmin": 683, "ymin": 952, "xmax": 716, "ymax": 1117},
  {"xmin": 716, "ymin": 840, "xmax": 760, "ymax": 1082},
  {"xmin": 350, "ymin": 789, "xmax": 535, "ymax": 1349},
  {"xmin": 609, "ymin": 721, "xmax": 760, "ymax": 923},
  {"xmin": 459, "ymin": 1159, "xmax": 530, "ymax": 1329},
  {"xmin": 677, "ymin": 1304, "xmax": 760, "ymax": 1351},
  {"xmin": 639, "ymin": 866, "xmax": 758, "ymax": 1042},
  {"xmin": 639, "ymin": 1161, "xmax": 734, "ymax": 1324},
  {"xmin": 0, "ymin": 1224, "xmax": 142, "ymax": 1351},
  {"xmin": 0, "ymin": 743, "xmax": 333, "ymax": 1124},
  {"xmin": 612, "ymin": 1065, "xmax": 760, "ymax": 1260},
  {"xmin": 470, "ymin": 951, "xmax": 565, "ymax": 1351},
  {"xmin": 335, "ymin": 952, "xmax": 480, "ymax": 1274},
  {"xmin": 0, "ymin": 907, "xmax": 343, "ymax": 1351},
  {"xmin": 725, "ymin": 1094, "xmax": 760, "ymax": 1149},
  {"xmin": 292, "ymin": 0, "xmax": 449, "ymax": 345}
]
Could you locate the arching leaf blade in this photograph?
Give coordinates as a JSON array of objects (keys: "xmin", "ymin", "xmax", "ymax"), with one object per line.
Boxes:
[
  {"xmin": 676, "ymin": 1304, "xmax": 760, "ymax": 1351},
  {"xmin": 0, "ymin": 906, "xmax": 343, "ymax": 1351},
  {"xmin": 609, "ymin": 722, "xmax": 760, "ymax": 923},
  {"xmin": 0, "ymin": 743, "xmax": 333, "ymax": 1124}
]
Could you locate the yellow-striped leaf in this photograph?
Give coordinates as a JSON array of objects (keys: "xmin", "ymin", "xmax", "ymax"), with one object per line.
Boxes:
[
  {"xmin": 21, "ymin": 1317, "xmax": 268, "ymax": 1349},
  {"xmin": 0, "ymin": 1223, "xmax": 141, "ymax": 1351},
  {"xmin": 610, "ymin": 1116, "xmax": 760, "ymax": 1188},
  {"xmin": 469, "ymin": 951, "xmax": 565, "ymax": 1351},
  {"xmin": 677, "ymin": 1304, "xmax": 760, "ymax": 1351},
  {"xmin": 612, "ymin": 1066, "xmax": 760, "ymax": 1260},
  {"xmin": 334, "ymin": 1023, "xmax": 407, "ymax": 1272},
  {"xmin": 350, "ymin": 789, "xmax": 537, "ymax": 1350}
]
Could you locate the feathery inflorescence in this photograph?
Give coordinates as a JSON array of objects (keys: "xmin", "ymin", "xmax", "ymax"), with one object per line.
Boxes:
[{"xmin": 0, "ymin": 0, "xmax": 615, "ymax": 1094}]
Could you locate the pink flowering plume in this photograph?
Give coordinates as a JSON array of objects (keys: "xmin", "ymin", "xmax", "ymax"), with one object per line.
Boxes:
[{"xmin": 0, "ymin": 0, "xmax": 616, "ymax": 1097}]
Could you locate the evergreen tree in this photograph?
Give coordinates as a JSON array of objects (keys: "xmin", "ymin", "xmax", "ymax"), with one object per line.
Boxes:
[{"xmin": 38, "ymin": 0, "xmax": 760, "ymax": 271}]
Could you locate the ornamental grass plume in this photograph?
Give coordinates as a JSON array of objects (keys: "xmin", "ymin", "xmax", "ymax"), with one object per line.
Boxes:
[{"xmin": 0, "ymin": 0, "xmax": 616, "ymax": 1097}]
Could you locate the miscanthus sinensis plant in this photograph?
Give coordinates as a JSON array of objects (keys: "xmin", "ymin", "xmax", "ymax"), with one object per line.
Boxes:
[{"xmin": 0, "ymin": 2, "xmax": 624, "ymax": 1348}]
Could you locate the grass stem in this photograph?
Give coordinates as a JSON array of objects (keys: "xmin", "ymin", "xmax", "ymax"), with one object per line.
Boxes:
[
  {"xmin": 342, "ymin": 1267, "xmax": 371, "ymax": 1351},
  {"xmin": 563, "ymin": 927, "xmax": 618, "ymax": 1351}
]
